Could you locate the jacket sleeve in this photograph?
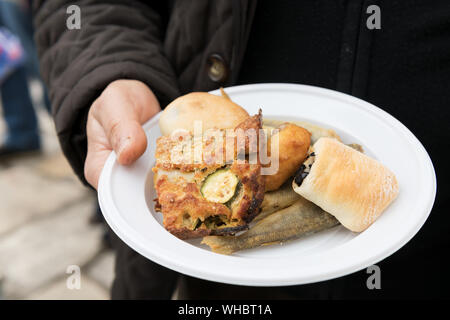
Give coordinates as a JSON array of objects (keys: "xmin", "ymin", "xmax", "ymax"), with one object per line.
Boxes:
[{"xmin": 33, "ymin": 0, "xmax": 180, "ymax": 185}]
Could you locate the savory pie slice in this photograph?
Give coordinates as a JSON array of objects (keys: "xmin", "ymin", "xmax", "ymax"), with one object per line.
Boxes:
[{"xmin": 153, "ymin": 112, "xmax": 265, "ymax": 239}]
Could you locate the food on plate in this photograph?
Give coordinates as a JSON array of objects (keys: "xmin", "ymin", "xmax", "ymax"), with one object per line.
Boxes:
[
  {"xmin": 255, "ymin": 181, "xmax": 301, "ymax": 221},
  {"xmin": 153, "ymin": 112, "xmax": 265, "ymax": 239},
  {"xmin": 202, "ymin": 197, "xmax": 339, "ymax": 255},
  {"xmin": 292, "ymin": 137, "xmax": 399, "ymax": 232},
  {"xmin": 264, "ymin": 123, "xmax": 311, "ymax": 191},
  {"xmin": 263, "ymin": 119, "xmax": 341, "ymax": 144},
  {"xmin": 158, "ymin": 92, "xmax": 249, "ymax": 135},
  {"xmin": 233, "ymin": 109, "xmax": 265, "ymax": 156},
  {"xmin": 201, "ymin": 168, "xmax": 240, "ymax": 203},
  {"xmin": 152, "ymin": 90, "xmax": 399, "ymax": 252}
]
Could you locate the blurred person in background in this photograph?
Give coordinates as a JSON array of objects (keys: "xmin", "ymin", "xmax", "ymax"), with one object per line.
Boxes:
[
  {"xmin": 0, "ymin": 1, "xmax": 108, "ymax": 239},
  {"xmin": 0, "ymin": 0, "xmax": 51, "ymax": 158},
  {"xmin": 33, "ymin": 0, "xmax": 448, "ymax": 299},
  {"xmin": 0, "ymin": 26, "xmax": 24, "ymax": 79}
]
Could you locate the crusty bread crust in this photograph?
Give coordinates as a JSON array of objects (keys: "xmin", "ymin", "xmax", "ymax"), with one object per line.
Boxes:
[
  {"xmin": 159, "ymin": 92, "xmax": 249, "ymax": 135},
  {"xmin": 293, "ymin": 137, "xmax": 399, "ymax": 232}
]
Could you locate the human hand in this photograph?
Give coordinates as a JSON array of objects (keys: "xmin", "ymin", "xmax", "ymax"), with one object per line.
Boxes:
[{"xmin": 84, "ymin": 79, "xmax": 161, "ymax": 189}]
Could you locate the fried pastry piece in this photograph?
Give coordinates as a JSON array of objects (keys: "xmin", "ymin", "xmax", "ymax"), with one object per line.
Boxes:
[
  {"xmin": 264, "ymin": 123, "xmax": 311, "ymax": 191},
  {"xmin": 153, "ymin": 113, "xmax": 265, "ymax": 239},
  {"xmin": 293, "ymin": 138, "xmax": 399, "ymax": 232}
]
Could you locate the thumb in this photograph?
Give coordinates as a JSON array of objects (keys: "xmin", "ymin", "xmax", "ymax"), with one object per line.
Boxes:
[
  {"xmin": 85, "ymin": 80, "xmax": 160, "ymax": 189},
  {"xmin": 84, "ymin": 111, "xmax": 147, "ymax": 189},
  {"xmin": 92, "ymin": 100, "xmax": 148, "ymax": 166},
  {"xmin": 110, "ymin": 119, "xmax": 148, "ymax": 166}
]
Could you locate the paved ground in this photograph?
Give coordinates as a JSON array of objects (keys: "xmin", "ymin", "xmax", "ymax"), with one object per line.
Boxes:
[{"xmin": 0, "ymin": 82, "xmax": 114, "ymax": 300}]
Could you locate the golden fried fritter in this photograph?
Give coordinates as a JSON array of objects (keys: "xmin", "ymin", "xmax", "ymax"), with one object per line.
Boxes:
[
  {"xmin": 153, "ymin": 112, "xmax": 265, "ymax": 239},
  {"xmin": 264, "ymin": 123, "xmax": 311, "ymax": 191}
]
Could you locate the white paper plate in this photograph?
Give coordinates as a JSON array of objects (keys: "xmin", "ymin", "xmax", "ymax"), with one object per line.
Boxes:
[{"xmin": 98, "ymin": 83, "xmax": 436, "ymax": 286}]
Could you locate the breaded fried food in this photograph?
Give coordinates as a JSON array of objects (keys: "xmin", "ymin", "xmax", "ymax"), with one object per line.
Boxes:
[
  {"xmin": 255, "ymin": 181, "xmax": 301, "ymax": 221},
  {"xmin": 265, "ymin": 123, "xmax": 311, "ymax": 191},
  {"xmin": 153, "ymin": 113, "xmax": 265, "ymax": 239},
  {"xmin": 202, "ymin": 197, "xmax": 339, "ymax": 255}
]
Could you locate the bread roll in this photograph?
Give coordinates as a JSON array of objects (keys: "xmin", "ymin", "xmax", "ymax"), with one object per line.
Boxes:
[
  {"xmin": 159, "ymin": 92, "xmax": 249, "ymax": 135},
  {"xmin": 293, "ymin": 137, "xmax": 399, "ymax": 232}
]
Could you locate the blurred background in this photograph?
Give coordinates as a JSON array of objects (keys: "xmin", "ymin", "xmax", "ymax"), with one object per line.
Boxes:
[{"xmin": 0, "ymin": 0, "xmax": 114, "ymax": 300}]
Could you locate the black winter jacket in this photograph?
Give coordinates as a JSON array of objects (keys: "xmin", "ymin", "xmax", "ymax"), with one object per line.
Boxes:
[{"xmin": 33, "ymin": 0, "xmax": 255, "ymax": 184}]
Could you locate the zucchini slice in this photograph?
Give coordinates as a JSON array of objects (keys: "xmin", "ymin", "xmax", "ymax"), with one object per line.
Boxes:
[{"xmin": 201, "ymin": 169, "xmax": 239, "ymax": 203}]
